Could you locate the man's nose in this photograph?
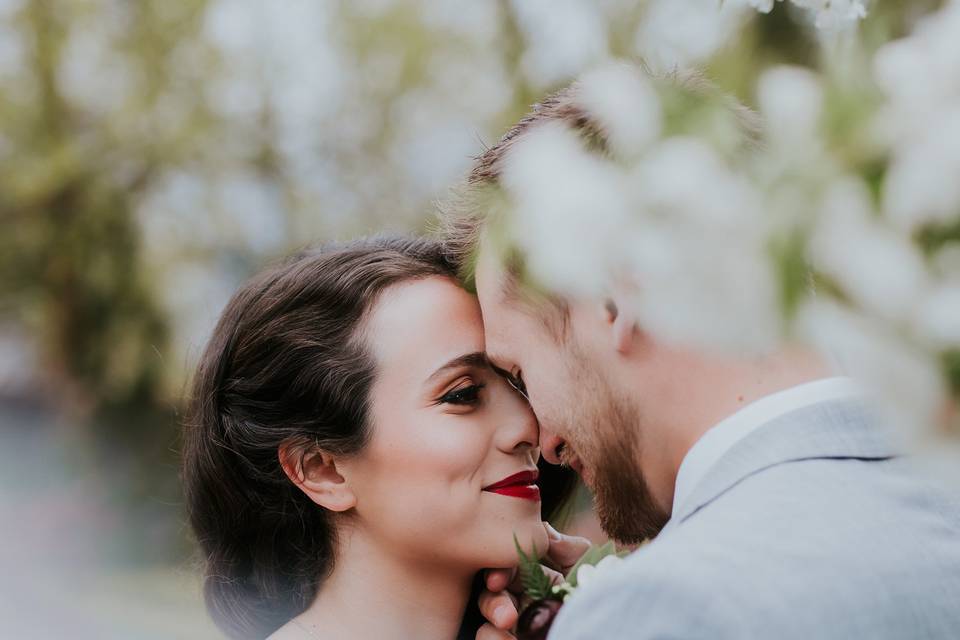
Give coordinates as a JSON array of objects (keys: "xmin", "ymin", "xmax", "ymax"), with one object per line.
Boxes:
[{"xmin": 539, "ymin": 427, "xmax": 567, "ymax": 465}]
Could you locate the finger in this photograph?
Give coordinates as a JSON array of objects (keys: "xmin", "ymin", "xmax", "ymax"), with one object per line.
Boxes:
[
  {"xmin": 476, "ymin": 622, "xmax": 517, "ymax": 640},
  {"xmin": 544, "ymin": 523, "xmax": 592, "ymax": 573},
  {"xmin": 485, "ymin": 567, "xmax": 517, "ymax": 593},
  {"xmin": 478, "ymin": 589, "xmax": 519, "ymax": 630}
]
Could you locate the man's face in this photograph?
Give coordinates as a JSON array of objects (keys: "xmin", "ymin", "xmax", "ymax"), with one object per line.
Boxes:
[{"xmin": 475, "ymin": 253, "xmax": 668, "ymax": 542}]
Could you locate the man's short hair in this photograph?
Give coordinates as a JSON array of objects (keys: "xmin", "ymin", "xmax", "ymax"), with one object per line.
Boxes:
[
  {"xmin": 438, "ymin": 84, "xmax": 594, "ymax": 291},
  {"xmin": 437, "ymin": 65, "xmax": 762, "ymax": 333}
]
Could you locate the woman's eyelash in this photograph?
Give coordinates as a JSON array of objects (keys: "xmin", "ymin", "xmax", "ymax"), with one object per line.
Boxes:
[{"xmin": 440, "ymin": 383, "xmax": 485, "ymax": 406}]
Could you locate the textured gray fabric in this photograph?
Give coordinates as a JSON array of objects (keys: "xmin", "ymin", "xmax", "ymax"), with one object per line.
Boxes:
[{"xmin": 550, "ymin": 399, "xmax": 960, "ymax": 639}]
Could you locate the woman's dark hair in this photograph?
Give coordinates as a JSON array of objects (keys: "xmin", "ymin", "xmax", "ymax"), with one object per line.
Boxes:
[{"xmin": 182, "ymin": 234, "xmax": 576, "ymax": 639}]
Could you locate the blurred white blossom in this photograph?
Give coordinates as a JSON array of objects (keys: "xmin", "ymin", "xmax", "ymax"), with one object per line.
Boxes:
[
  {"xmin": 511, "ymin": 0, "xmax": 608, "ymax": 88},
  {"xmin": 576, "ymin": 62, "xmax": 662, "ymax": 160},
  {"xmin": 747, "ymin": 0, "xmax": 867, "ymax": 30},
  {"xmin": 500, "ymin": 9, "xmax": 958, "ymax": 440},
  {"xmin": 634, "ymin": 0, "xmax": 748, "ymax": 72},
  {"xmin": 811, "ymin": 178, "xmax": 929, "ymax": 324},
  {"xmin": 574, "ymin": 555, "xmax": 624, "ymax": 592},
  {"xmin": 882, "ymin": 115, "xmax": 960, "ymax": 233},
  {"xmin": 633, "ymin": 0, "xmax": 866, "ymax": 74},
  {"xmin": 791, "ymin": 0, "xmax": 867, "ymax": 30},
  {"xmin": 913, "ymin": 284, "xmax": 960, "ymax": 349},
  {"xmin": 756, "ymin": 66, "xmax": 823, "ymax": 145},
  {"xmin": 874, "ymin": 1, "xmax": 960, "ymax": 232},
  {"xmin": 796, "ymin": 300, "xmax": 945, "ymax": 432},
  {"xmin": 501, "ymin": 121, "xmax": 632, "ymax": 295}
]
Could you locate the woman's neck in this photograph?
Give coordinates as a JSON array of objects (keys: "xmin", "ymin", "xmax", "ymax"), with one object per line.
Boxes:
[{"xmin": 292, "ymin": 527, "xmax": 475, "ymax": 640}]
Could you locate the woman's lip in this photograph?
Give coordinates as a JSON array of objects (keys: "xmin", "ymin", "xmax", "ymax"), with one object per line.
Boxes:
[
  {"xmin": 483, "ymin": 469, "xmax": 539, "ymax": 491},
  {"xmin": 486, "ymin": 484, "xmax": 541, "ymax": 501},
  {"xmin": 483, "ymin": 470, "xmax": 540, "ymax": 502}
]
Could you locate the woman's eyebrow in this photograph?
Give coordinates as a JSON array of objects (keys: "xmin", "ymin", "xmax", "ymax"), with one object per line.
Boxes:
[{"xmin": 426, "ymin": 351, "xmax": 489, "ymax": 383}]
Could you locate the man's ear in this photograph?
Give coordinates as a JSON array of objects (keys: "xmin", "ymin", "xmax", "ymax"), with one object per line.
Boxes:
[
  {"xmin": 279, "ymin": 442, "xmax": 357, "ymax": 512},
  {"xmin": 605, "ymin": 298, "xmax": 639, "ymax": 356}
]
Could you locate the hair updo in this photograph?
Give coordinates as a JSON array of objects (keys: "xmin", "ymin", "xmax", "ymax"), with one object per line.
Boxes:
[{"xmin": 182, "ymin": 234, "xmax": 576, "ymax": 639}]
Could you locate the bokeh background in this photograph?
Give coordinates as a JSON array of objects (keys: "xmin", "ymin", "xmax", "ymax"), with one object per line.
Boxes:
[{"xmin": 0, "ymin": 1, "xmax": 952, "ymax": 638}]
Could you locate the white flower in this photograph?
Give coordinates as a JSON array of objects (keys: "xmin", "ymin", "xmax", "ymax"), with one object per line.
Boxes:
[
  {"xmin": 511, "ymin": 0, "xmax": 608, "ymax": 88},
  {"xmin": 576, "ymin": 62, "xmax": 663, "ymax": 161},
  {"xmin": 873, "ymin": 2, "xmax": 960, "ymax": 146},
  {"xmin": 932, "ymin": 246, "xmax": 960, "ymax": 282},
  {"xmin": 796, "ymin": 300, "xmax": 946, "ymax": 435},
  {"xmin": 630, "ymin": 137, "xmax": 761, "ymax": 227},
  {"xmin": 811, "ymin": 178, "xmax": 930, "ymax": 324},
  {"xmin": 873, "ymin": 38, "xmax": 933, "ymax": 106},
  {"xmin": 634, "ymin": 0, "xmax": 749, "ymax": 73},
  {"xmin": 574, "ymin": 555, "xmax": 624, "ymax": 591},
  {"xmin": 501, "ymin": 121, "xmax": 631, "ymax": 295},
  {"xmin": 913, "ymin": 283, "xmax": 960, "ymax": 349},
  {"xmin": 620, "ymin": 138, "xmax": 780, "ymax": 354},
  {"xmin": 747, "ymin": 0, "xmax": 776, "ymax": 14},
  {"xmin": 787, "ymin": 0, "xmax": 867, "ymax": 31},
  {"xmin": 882, "ymin": 109, "xmax": 960, "ymax": 232},
  {"xmin": 737, "ymin": 0, "xmax": 868, "ymax": 30},
  {"xmin": 756, "ymin": 66, "xmax": 823, "ymax": 144}
]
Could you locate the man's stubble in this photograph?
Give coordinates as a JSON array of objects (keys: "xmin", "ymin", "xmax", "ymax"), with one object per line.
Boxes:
[{"xmin": 561, "ymin": 345, "xmax": 669, "ymax": 544}]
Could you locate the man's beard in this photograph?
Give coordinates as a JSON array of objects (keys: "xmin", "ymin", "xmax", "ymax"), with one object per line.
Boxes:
[
  {"xmin": 564, "ymin": 354, "xmax": 669, "ymax": 544},
  {"xmin": 587, "ymin": 396, "xmax": 668, "ymax": 544}
]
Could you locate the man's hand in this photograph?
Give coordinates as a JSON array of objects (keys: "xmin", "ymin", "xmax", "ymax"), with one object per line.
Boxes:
[{"xmin": 476, "ymin": 523, "xmax": 592, "ymax": 640}]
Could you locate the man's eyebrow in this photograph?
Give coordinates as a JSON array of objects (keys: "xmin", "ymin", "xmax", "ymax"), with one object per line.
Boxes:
[{"xmin": 426, "ymin": 351, "xmax": 489, "ymax": 383}]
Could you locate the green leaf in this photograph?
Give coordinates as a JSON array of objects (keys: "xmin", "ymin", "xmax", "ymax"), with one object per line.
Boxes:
[{"xmin": 514, "ymin": 533, "xmax": 553, "ymax": 601}]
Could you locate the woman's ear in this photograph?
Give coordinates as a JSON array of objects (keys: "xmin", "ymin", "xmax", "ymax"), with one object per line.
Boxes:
[
  {"xmin": 279, "ymin": 443, "xmax": 357, "ymax": 512},
  {"xmin": 605, "ymin": 297, "xmax": 639, "ymax": 356}
]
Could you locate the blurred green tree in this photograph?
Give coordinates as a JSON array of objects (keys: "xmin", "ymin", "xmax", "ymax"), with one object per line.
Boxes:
[{"xmin": 0, "ymin": 0, "xmax": 214, "ymax": 426}]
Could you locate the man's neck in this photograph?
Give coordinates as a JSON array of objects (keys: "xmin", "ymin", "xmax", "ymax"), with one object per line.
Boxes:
[
  {"xmin": 644, "ymin": 347, "xmax": 833, "ymax": 513},
  {"xmin": 293, "ymin": 526, "xmax": 474, "ymax": 640},
  {"xmin": 706, "ymin": 347, "xmax": 833, "ymax": 437}
]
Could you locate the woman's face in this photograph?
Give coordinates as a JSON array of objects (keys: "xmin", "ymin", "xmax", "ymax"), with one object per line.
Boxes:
[{"xmin": 339, "ymin": 276, "xmax": 548, "ymax": 570}]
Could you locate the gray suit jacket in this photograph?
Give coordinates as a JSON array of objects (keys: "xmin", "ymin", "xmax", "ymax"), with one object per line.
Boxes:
[{"xmin": 550, "ymin": 399, "xmax": 960, "ymax": 639}]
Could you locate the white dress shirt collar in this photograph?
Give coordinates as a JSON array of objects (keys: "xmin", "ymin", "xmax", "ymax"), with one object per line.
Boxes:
[{"xmin": 671, "ymin": 377, "xmax": 864, "ymax": 515}]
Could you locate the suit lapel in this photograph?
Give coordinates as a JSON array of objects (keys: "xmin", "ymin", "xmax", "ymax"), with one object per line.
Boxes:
[{"xmin": 670, "ymin": 398, "xmax": 901, "ymax": 526}]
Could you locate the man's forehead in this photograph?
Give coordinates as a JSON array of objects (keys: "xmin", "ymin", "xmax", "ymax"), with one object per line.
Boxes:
[
  {"xmin": 485, "ymin": 349, "xmax": 512, "ymax": 370},
  {"xmin": 475, "ymin": 249, "xmax": 515, "ymax": 359},
  {"xmin": 474, "ymin": 251, "xmax": 513, "ymax": 327},
  {"xmin": 474, "ymin": 247, "xmax": 503, "ymax": 294},
  {"xmin": 475, "ymin": 243, "xmax": 516, "ymax": 313},
  {"xmin": 479, "ymin": 308, "xmax": 511, "ymax": 365}
]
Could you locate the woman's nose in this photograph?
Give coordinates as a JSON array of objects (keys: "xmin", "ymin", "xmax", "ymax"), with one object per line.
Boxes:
[{"xmin": 499, "ymin": 403, "xmax": 539, "ymax": 454}]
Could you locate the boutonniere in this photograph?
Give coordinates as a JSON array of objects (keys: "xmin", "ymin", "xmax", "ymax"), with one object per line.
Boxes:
[{"xmin": 513, "ymin": 535, "xmax": 629, "ymax": 640}]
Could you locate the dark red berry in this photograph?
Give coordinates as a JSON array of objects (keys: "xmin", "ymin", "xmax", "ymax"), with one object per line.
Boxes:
[{"xmin": 516, "ymin": 598, "xmax": 563, "ymax": 640}]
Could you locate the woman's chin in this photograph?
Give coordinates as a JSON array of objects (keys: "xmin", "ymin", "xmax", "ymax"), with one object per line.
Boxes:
[
  {"xmin": 471, "ymin": 508, "xmax": 550, "ymax": 568},
  {"xmin": 505, "ymin": 518, "xmax": 550, "ymax": 562}
]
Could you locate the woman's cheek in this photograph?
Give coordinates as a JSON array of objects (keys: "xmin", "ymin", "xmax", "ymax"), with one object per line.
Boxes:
[
  {"xmin": 363, "ymin": 420, "xmax": 488, "ymax": 526},
  {"xmin": 399, "ymin": 415, "xmax": 489, "ymax": 480}
]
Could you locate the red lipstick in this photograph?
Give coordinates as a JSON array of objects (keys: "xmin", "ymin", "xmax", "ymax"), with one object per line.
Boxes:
[{"xmin": 483, "ymin": 470, "xmax": 540, "ymax": 501}]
